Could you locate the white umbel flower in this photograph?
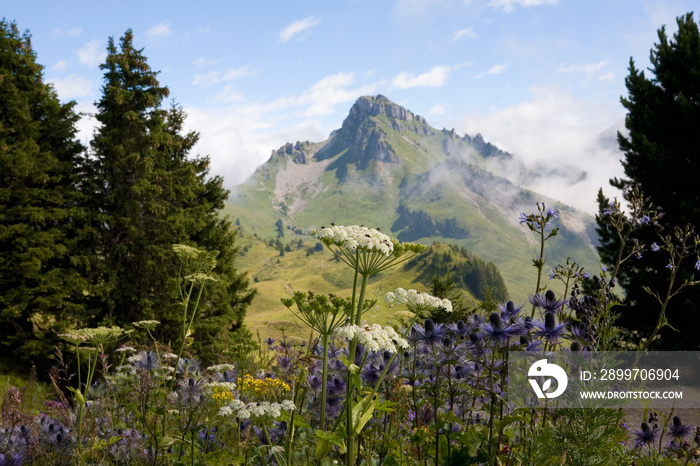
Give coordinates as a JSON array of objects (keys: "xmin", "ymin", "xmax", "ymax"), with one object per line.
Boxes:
[
  {"xmin": 385, "ymin": 288, "xmax": 453, "ymax": 313},
  {"xmin": 333, "ymin": 323, "xmax": 409, "ymax": 353},
  {"xmin": 313, "ymin": 225, "xmax": 394, "ymax": 257},
  {"xmin": 217, "ymin": 399, "xmax": 295, "ymax": 420}
]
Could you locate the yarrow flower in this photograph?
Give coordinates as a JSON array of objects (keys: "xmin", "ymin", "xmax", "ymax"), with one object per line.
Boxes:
[
  {"xmin": 218, "ymin": 399, "xmax": 295, "ymax": 420},
  {"xmin": 334, "ymin": 323, "xmax": 409, "ymax": 354},
  {"xmin": 385, "ymin": 288, "xmax": 453, "ymax": 313},
  {"xmin": 312, "ymin": 225, "xmax": 394, "ymax": 257}
]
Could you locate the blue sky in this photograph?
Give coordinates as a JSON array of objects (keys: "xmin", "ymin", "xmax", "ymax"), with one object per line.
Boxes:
[{"xmin": 4, "ymin": 0, "xmax": 696, "ymax": 213}]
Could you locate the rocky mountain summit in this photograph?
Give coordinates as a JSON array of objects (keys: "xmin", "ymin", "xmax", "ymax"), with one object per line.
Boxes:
[{"xmin": 226, "ymin": 95, "xmax": 598, "ymax": 297}]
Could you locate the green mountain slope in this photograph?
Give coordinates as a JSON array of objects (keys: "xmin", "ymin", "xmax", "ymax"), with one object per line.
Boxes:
[
  {"xmin": 226, "ymin": 95, "xmax": 600, "ymax": 308},
  {"xmin": 234, "ymin": 229, "xmax": 506, "ymax": 336}
]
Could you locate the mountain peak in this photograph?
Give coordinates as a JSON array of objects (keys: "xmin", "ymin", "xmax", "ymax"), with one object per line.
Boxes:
[{"xmin": 341, "ymin": 95, "xmax": 427, "ymax": 133}]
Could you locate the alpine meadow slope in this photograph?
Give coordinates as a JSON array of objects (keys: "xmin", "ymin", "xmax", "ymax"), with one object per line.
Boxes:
[{"xmin": 226, "ymin": 95, "xmax": 600, "ymax": 316}]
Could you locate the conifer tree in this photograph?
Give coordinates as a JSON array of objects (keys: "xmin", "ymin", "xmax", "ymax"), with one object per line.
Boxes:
[
  {"xmin": 0, "ymin": 20, "xmax": 89, "ymax": 367},
  {"xmin": 89, "ymin": 30, "xmax": 254, "ymax": 359},
  {"xmin": 597, "ymin": 13, "xmax": 700, "ymax": 348}
]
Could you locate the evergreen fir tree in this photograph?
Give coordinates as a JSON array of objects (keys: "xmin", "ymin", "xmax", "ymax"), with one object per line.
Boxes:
[
  {"xmin": 88, "ymin": 30, "xmax": 254, "ymax": 359},
  {"xmin": 597, "ymin": 13, "xmax": 700, "ymax": 348},
  {"xmin": 0, "ymin": 20, "xmax": 89, "ymax": 367}
]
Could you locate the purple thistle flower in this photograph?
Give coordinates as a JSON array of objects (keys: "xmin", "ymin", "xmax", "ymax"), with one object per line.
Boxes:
[
  {"xmin": 413, "ymin": 319, "xmax": 448, "ymax": 345},
  {"xmin": 361, "ymin": 363, "xmax": 382, "ymax": 385},
  {"xmin": 651, "ymin": 242, "xmax": 659, "ymax": 252},
  {"xmin": 546, "ymin": 207, "xmax": 559, "ymax": 218},
  {"xmin": 529, "ymin": 290, "xmax": 566, "ymax": 314},
  {"xmin": 634, "ymin": 422, "xmax": 658, "ymax": 447},
  {"xmin": 307, "ymin": 375, "xmax": 322, "ymax": 390},
  {"xmin": 640, "ymin": 215, "xmax": 650, "ymax": 224},
  {"xmin": 327, "ymin": 377, "xmax": 346, "ymax": 395},
  {"xmin": 177, "ymin": 357, "xmax": 201, "ymax": 375},
  {"xmin": 519, "ymin": 213, "xmax": 528, "ymax": 225},
  {"xmin": 480, "ymin": 312, "xmax": 524, "ymax": 344},
  {"xmin": 499, "ymin": 300, "xmax": 525, "ymax": 323},
  {"xmin": 134, "ymin": 350, "xmax": 159, "ymax": 371},
  {"xmin": 448, "ymin": 320, "xmax": 470, "ymax": 338},
  {"xmin": 668, "ymin": 416, "xmax": 693, "ymax": 441},
  {"xmin": 277, "ymin": 355, "xmax": 291, "ymax": 370},
  {"xmin": 533, "ymin": 312, "xmax": 568, "ymax": 346}
]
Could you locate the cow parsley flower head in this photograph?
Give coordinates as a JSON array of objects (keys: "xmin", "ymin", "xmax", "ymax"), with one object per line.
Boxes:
[
  {"xmin": 334, "ymin": 323, "xmax": 409, "ymax": 353},
  {"xmin": 218, "ymin": 399, "xmax": 295, "ymax": 420},
  {"xmin": 312, "ymin": 225, "xmax": 394, "ymax": 257},
  {"xmin": 385, "ymin": 288, "xmax": 452, "ymax": 313}
]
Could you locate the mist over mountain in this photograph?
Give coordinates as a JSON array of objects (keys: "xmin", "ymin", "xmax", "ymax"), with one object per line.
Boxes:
[{"xmin": 226, "ymin": 95, "xmax": 599, "ymax": 298}]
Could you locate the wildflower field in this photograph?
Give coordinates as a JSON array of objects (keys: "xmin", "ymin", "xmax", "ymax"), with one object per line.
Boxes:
[{"xmin": 2, "ymin": 200, "xmax": 700, "ymax": 466}]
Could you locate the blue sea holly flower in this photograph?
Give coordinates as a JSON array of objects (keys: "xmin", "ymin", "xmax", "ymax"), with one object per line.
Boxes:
[
  {"xmin": 529, "ymin": 290, "xmax": 566, "ymax": 314},
  {"xmin": 499, "ymin": 300, "xmax": 524, "ymax": 322},
  {"xmin": 533, "ymin": 312, "xmax": 568, "ymax": 346},
  {"xmin": 448, "ymin": 320, "xmax": 470, "ymax": 338},
  {"xmin": 413, "ymin": 319, "xmax": 448, "ymax": 345},
  {"xmin": 667, "ymin": 415, "xmax": 693, "ymax": 441},
  {"xmin": 480, "ymin": 312, "xmax": 524, "ymax": 344},
  {"xmin": 634, "ymin": 422, "xmax": 658, "ymax": 447}
]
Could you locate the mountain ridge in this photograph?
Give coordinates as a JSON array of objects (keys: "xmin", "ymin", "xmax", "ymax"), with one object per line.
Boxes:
[{"xmin": 226, "ymin": 95, "xmax": 599, "ymax": 299}]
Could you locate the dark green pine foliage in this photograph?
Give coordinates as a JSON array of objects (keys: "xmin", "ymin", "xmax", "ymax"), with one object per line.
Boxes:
[
  {"xmin": 89, "ymin": 30, "xmax": 254, "ymax": 361},
  {"xmin": 0, "ymin": 20, "xmax": 89, "ymax": 367},
  {"xmin": 597, "ymin": 13, "xmax": 700, "ymax": 348}
]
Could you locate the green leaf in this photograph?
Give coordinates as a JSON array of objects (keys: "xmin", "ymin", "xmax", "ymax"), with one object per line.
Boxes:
[{"xmin": 351, "ymin": 394, "xmax": 377, "ymax": 436}]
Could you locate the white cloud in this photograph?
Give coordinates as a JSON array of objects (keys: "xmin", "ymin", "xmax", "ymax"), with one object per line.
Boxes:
[
  {"xmin": 53, "ymin": 61, "xmax": 67, "ymax": 71},
  {"xmin": 194, "ymin": 56, "xmax": 220, "ymax": 67},
  {"xmin": 489, "ymin": 0, "xmax": 557, "ymax": 12},
  {"xmin": 146, "ymin": 21, "xmax": 173, "ymax": 38},
  {"xmin": 51, "ymin": 26, "xmax": 82, "ymax": 37},
  {"xmin": 77, "ymin": 40, "xmax": 105, "ymax": 67},
  {"xmin": 392, "ymin": 65, "xmax": 451, "ymax": 89},
  {"xmin": 430, "ymin": 104, "xmax": 445, "ymax": 115},
  {"xmin": 210, "ymin": 84, "xmax": 245, "ymax": 104},
  {"xmin": 48, "ymin": 74, "xmax": 94, "ymax": 100},
  {"xmin": 487, "ymin": 63, "xmax": 508, "ymax": 75},
  {"xmin": 451, "ymin": 27, "xmax": 477, "ymax": 41},
  {"xmin": 279, "ymin": 16, "xmax": 320, "ymax": 43},
  {"xmin": 458, "ymin": 86, "xmax": 626, "ymax": 214},
  {"xmin": 193, "ymin": 66, "xmax": 255, "ymax": 86},
  {"xmin": 182, "ymin": 72, "xmax": 380, "ymax": 188},
  {"xmin": 558, "ymin": 59, "xmax": 608, "ymax": 75}
]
